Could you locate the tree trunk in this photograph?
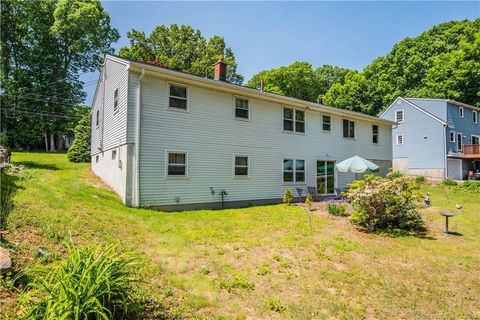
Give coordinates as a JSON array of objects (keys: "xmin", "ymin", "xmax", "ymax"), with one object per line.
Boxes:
[
  {"xmin": 44, "ymin": 132, "xmax": 48, "ymax": 152},
  {"xmin": 49, "ymin": 134, "xmax": 56, "ymax": 152}
]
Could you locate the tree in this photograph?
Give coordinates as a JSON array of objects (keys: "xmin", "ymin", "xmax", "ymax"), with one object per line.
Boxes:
[
  {"xmin": 246, "ymin": 62, "xmax": 351, "ymax": 103},
  {"xmin": 67, "ymin": 113, "xmax": 91, "ymax": 162},
  {"xmin": 119, "ymin": 24, "xmax": 243, "ymax": 84},
  {"xmin": 0, "ymin": 0, "xmax": 119, "ymax": 151},
  {"xmin": 323, "ymin": 19, "xmax": 480, "ymax": 114}
]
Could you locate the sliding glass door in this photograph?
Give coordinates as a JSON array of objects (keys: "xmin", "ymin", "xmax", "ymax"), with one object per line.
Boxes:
[{"xmin": 317, "ymin": 160, "xmax": 335, "ymax": 195}]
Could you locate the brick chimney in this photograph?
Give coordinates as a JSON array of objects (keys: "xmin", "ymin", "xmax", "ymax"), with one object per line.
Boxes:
[{"xmin": 213, "ymin": 59, "xmax": 227, "ymax": 82}]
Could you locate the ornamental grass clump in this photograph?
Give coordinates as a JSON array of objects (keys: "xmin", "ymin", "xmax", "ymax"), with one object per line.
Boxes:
[
  {"xmin": 20, "ymin": 244, "xmax": 140, "ymax": 319},
  {"xmin": 346, "ymin": 173, "xmax": 426, "ymax": 233}
]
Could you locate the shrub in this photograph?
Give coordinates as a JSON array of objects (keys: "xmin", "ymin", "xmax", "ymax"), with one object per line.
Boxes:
[
  {"xmin": 67, "ymin": 114, "xmax": 91, "ymax": 163},
  {"xmin": 325, "ymin": 202, "xmax": 347, "ymax": 216},
  {"xmin": 415, "ymin": 176, "xmax": 426, "ymax": 184},
  {"xmin": 305, "ymin": 193, "xmax": 312, "ymax": 210},
  {"xmin": 346, "ymin": 174, "xmax": 425, "ymax": 233},
  {"xmin": 265, "ymin": 297, "xmax": 286, "ymax": 313},
  {"xmin": 282, "ymin": 189, "xmax": 293, "ymax": 205},
  {"xmin": 460, "ymin": 181, "xmax": 480, "ymax": 193},
  {"xmin": 219, "ymin": 274, "xmax": 254, "ymax": 292},
  {"xmin": 387, "ymin": 169, "xmax": 404, "ymax": 179},
  {"xmin": 20, "ymin": 245, "xmax": 140, "ymax": 319},
  {"xmin": 442, "ymin": 178, "xmax": 458, "ymax": 186}
]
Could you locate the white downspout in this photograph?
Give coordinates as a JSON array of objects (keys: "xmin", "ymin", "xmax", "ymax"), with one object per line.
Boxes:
[
  {"xmin": 443, "ymin": 124, "xmax": 448, "ymax": 178},
  {"xmin": 135, "ymin": 69, "xmax": 145, "ymax": 207}
]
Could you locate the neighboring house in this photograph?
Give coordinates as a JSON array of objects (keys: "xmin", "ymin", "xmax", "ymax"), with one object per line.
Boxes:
[
  {"xmin": 91, "ymin": 54, "xmax": 394, "ymax": 210},
  {"xmin": 380, "ymin": 97, "xmax": 480, "ymax": 180}
]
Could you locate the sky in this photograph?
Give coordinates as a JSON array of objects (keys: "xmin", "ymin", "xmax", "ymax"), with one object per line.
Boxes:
[{"xmin": 81, "ymin": 1, "xmax": 480, "ymax": 105}]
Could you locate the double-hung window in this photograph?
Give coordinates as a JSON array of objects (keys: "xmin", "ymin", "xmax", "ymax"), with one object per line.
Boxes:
[
  {"xmin": 96, "ymin": 110, "xmax": 100, "ymax": 127},
  {"xmin": 372, "ymin": 125, "xmax": 379, "ymax": 144},
  {"xmin": 459, "ymin": 107, "xmax": 464, "ymax": 118},
  {"xmin": 113, "ymin": 88, "xmax": 119, "ymax": 113},
  {"xmin": 396, "ymin": 134, "xmax": 404, "ymax": 145},
  {"xmin": 395, "ymin": 110, "xmax": 404, "ymax": 123},
  {"xmin": 322, "ymin": 115, "xmax": 331, "ymax": 132},
  {"xmin": 168, "ymin": 84, "xmax": 188, "ymax": 110},
  {"xmin": 473, "ymin": 110, "xmax": 477, "ymax": 124},
  {"xmin": 283, "ymin": 159, "xmax": 305, "ymax": 183},
  {"xmin": 167, "ymin": 152, "xmax": 187, "ymax": 176},
  {"xmin": 283, "ymin": 108, "xmax": 305, "ymax": 133},
  {"xmin": 343, "ymin": 119, "xmax": 355, "ymax": 139},
  {"xmin": 450, "ymin": 131, "xmax": 455, "ymax": 143},
  {"xmin": 235, "ymin": 97, "xmax": 249, "ymax": 119},
  {"xmin": 457, "ymin": 133, "xmax": 462, "ymax": 151},
  {"xmin": 234, "ymin": 155, "xmax": 249, "ymax": 176}
]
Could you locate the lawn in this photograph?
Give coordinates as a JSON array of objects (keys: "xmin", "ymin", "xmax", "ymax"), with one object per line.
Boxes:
[{"xmin": 1, "ymin": 152, "xmax": 480, "ymax": 319}]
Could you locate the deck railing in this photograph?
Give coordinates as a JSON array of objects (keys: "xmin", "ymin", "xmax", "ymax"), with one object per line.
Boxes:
[{"xmin": 462, "ymin": 144, "xmax": 480, "ymax": 157}]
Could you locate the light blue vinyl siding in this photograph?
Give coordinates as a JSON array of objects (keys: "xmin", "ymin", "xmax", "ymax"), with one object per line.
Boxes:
[{"xmin": 446, "ymin": 102, "xmax": 480, "ymax": 152}]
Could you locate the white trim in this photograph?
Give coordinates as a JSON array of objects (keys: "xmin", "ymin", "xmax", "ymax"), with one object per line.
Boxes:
[
  {"xmin": 233, "ymin": 154, "xmax": 250, "ymax": 178},
  {"xmin": 457, "ymin": 132, "xmax": 462, "ymax": 151},
  {"xmin": 473, "ymin": 110, "xmax": 477, "ymax": 124},
  {"xmin": 379, "ymin": 97, "xmax": 447, "ymax": 125},
  {"xmin": 471, "ymin": 134, "xmax": 480, "ymax": 145},
  {"xmin": 372, "ymin": 124, "xmax": 379, "ymax": 144},
  {"xmin": 282, "ymin": 158, "xmax": 306, "ymax": 185},
  {"xmin": 459, "ymin": 107, "xmax": 464, "ymax": 118},
  {"xmin": 316, "ymin": 159, "xmax": 337, "ymax": 196},
  {"xmin": 322, "ymin": 114, "xmax": 331, "ymax": 132},
  {"xmin": 283, "ymin": 106, "xmax": 306, "ymax": 134},
  {"xmin": 396, "ymin": 134, "xmax": 404, "ymax": 145},
  {"xmin": 233, "ymin": 95, "xmax": 250, "ymax": 121},
  {"xmin": 395, "ymin": 109, "xmax": 404, "ymax": 123},
  {"xmin": 167, "ymin": 82, "xmax": 189, "ymax": 112},
  {"xmin": 165, "ymin": 150, "xmax": 189, "ymax": 178},
  {"xmin": 449, "ymin": 130, "xmax": 455, "ymax": 143}
]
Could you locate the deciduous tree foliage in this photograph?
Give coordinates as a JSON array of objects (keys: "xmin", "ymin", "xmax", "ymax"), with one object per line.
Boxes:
[
  {"xmin": 119, "ymin": 24, "xmax": 244, "ymax": 84},
  {"xmin": 0, "ymin": 0, "xmax": 119, "ymax": 150},
  {"xmin": 323, "ymin": 19, "xmax": 480, "ymax": 115},
  {"xmin": 246, "ymin": 62, "xmax": 351, "ymax": 103}
]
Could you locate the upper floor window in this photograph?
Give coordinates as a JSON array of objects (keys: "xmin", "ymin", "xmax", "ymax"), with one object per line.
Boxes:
[
  {"xmin": 168, "ymin": 84, "xmax": 188, "ymax": 110},
  {"xmin": 459, "ymin": 107, "xmax": 464, "ymax": 118},
  {"xmin": 473, "ymin": 110, "xmax": 477, "ymax": 124},
  {"xmin": 235, "ymin": 97, "xmax": 249, "ymax": 119},
  {"xmin": 343, "ymin": 119, "xmax": 355, "ymax": 139},
  {"xmin": 322, "ymin": 115, "xmax": 331, "ymax": 132},
  {"xmin": 113, "ymin": 88, "xmax": 119, "ymax": 112},
  {"xmin": 96, "ymin": 110, "xmax": 100, "ymax": 127},
  {"xmin": 234, "ymin": 155, "xmax": 249, "ymax": 176},
  {"xmin": 450, "ymin": 131, "xmax": 455, "ymax": 143},
  {"xmin": 167, "ymin": 151, "xmax": 187, "ymax": 176},
  {"xmin": 395, "ymin": 110, "xmax": 404, "ymax": 123},
  {"xmin": 283, "ymin": 108, "xmax": 305, "ymax": 133},
  {"xmin": 372, "ymin": 125, "xmax": 379, "ymax": 144},
  {"xmin": 396, "ymin": 134, "xmax": 404, "ymax": 145},
  {"xmin": 283, "ymin": 159, "xmax": 305, "ymax": 183},
  {"xmin": 457, "ymin": 133, "xmax": 462, "ymax": 151}
]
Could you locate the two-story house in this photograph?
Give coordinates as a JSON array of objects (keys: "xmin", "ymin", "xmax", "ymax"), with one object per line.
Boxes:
[
  {"xmin": 380, "ymin": 97, "xmax": 480, "ymax": 180},
  {"xmin": 91, "ymin": 54, "xmax": 394, "ymax": 210}
]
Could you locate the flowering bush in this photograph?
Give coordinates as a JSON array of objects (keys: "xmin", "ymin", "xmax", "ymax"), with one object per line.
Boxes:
[{"xmin": 346, "ymin": 173, "xmax": 425, "ymax": 233}]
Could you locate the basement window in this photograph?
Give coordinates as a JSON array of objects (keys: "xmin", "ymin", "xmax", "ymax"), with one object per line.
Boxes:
[
  {"xmin": 112, "ymin": 150, "xmax": 117, "ymax": 160},
  {"xmin": 168, "ymin": 84, "xmax": 188, "ymax": 110},
  {"xmin": 235, "ymin": 97, "xmax": 249, "ymax": 119},
  {"xmin": 372, "ymin": 125, "xmax": 379, "ymax": 144},
  {"xmin": 167, "ymin": 151, "xmax": 187, "ymax": 176},
  {"xmin": 234, "ymin": 155, "xmax": 249, "ymax": 176},
  {"xmin": 283, "ymin": 159, "xmax": 305, "ymax": 183}
]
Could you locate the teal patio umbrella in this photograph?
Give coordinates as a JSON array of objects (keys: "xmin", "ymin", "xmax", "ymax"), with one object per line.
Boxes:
[{"xmin": 335, "ymin": 155, "xmax": 379, "ymax": 173}]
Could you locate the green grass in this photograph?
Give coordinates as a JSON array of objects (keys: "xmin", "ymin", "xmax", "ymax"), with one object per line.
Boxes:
[{"xmin": 2, "ymin": 152, "xmax": 480, "ymax": 319}]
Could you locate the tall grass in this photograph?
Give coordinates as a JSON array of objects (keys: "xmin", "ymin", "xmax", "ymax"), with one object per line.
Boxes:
[{"xmin": 20, "ymin": 245, "xmax": 140, "ymax": 319}]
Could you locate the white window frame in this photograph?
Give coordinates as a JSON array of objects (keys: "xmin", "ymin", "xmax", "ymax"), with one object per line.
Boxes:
[
  {"xmin": 473, "ymin": 110, "xmax": 477, "ymax": 124},
  {"xmin": 165, "ymin": 150, "xmax": 188, "ymax": 177},
  {"xmin": 471, "ymin": 134, "xmax": 480, "ymax": 145},
  {"xmin": 233, "ymin": 154, "xmax": 249, "ymax": 178},
  {"xmin": 395, "ymin": 109, "xmax": 404, "ymax": 123},
  {"xmin": 283, "ymin": 107, "xmax": 305, "ymax": 134},
  {"xmin": 450, "ymin": 131, "xmax": 455, "ymax": 143},
  {"xmin": 111, "ymin": 149, "xmax": 117, "ymax": 160},
  {"xmin": 372, "ymin": 124, "xmax": 379, "ymax": 144},
  {"xmin": 282, "ymin": 158, "xmax": 306, "ymax": 184},
  {"xmin": 96, "ymin": 110, "xmax": 100, "ymax": 128},
  {"xmin": 113, "ymin": 88, "xmax": 119, "ymax": 113},
  {"xmin": 322, "ymin": 115, "xmax": 331, "ymax": 132},
  {"xmin": 233, "ymin": 96, "xmax": 250, "ymax": 121},
  {"xmin": 167, "ymin": 82, "xmax": 189, "ymax": 112},
  {"xmin": 459, "ymin": 107, "xmax": 464, "ymax": 118},
  {"xmin": 396, "ymin": 134, "xmax": 404, "ymax": 145},
  {"xmin": 342, "ymin": 119, "xmax": 355, "ymax": 139},
  {"xmin": 457, "ymin": 132, "xmax": 462, "ymax": 151}
]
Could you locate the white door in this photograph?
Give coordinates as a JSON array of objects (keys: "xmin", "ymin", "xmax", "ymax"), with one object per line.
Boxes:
[{"xmin": 447, "ymin": 159, "xmax": 462, "ymax": 180}]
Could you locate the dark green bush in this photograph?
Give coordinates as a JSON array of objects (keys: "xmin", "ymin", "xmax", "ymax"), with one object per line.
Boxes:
[
  {"xmin": 346, "ymin": 174, "xmax": 425, "ymax": 233},
  {"xmin": 21, "ymin": 245, "xmax": 140, "ymax": 319},
  {"xmin": 325, "ymin": 202, "xmax": 347, "ymax": 216},
  {"xmin": 442, "ymin": 178, "xmax": 458, "ymax": 186},
  {"xmin": 415, "ymin": 176, "xmax": 426, "ymax": 184},
  {"xmin": 460, "ymin": 181, "xmax": 480, "ymax": 193},
  {"xmin": 67, "ymin": 114, "xmax": 91, "ymax": 163}
]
